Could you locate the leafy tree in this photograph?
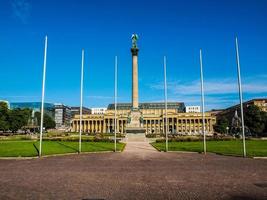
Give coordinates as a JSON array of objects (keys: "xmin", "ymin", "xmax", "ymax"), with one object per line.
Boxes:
[
  {"xmin": 0, "ymin": 102, "xmax": 9, "ymax": 131},
  {"xmin": 214, "ymin": 116, "xmax": 229, "ymax": 134},
  {"xmin": 35, "ymin": 112, "xmax": 56, "ymax": 130},
  {"xmin": 244, "ymin": 105, "xmax": 265, "ymax": 135},
  {"xmin": 261, "ymin": 111, "xmax": 267, "ymax": 136},
  {"xmin": 8, "ymin": 108, "xmax": 32, "ymax": 133}
]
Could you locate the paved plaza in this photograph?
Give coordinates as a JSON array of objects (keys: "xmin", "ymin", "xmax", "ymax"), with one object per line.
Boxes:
[{"xmin": 0, "ymin": 137, "xmax": 267, "ymax": 200}]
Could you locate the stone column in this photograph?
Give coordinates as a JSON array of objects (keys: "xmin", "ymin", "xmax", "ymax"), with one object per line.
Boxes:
[
  {"xmin": 107, "ymin": 119, "xmax": 110, "ymax": 133},
  {"xmin": 189, "ymin": 119, "xmax": 191, "ymax": 134},
  {"xmin": 99, "ymin": 120, "xmax": 102, "ymax": 133},
  {"xmin": 209, "ymin": 119, "xmax": 212, "ymax": 133},
  {"xmin": 103, "ymin": 119, "xmax": 106, "ymax": 133},
  {"xmin": 131, "ymin": 47, "xmax": 139, "ymax": 109}
]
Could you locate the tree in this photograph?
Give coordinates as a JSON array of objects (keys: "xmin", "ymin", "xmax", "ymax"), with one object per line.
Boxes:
[
  {"xmin": 35, "ymin": 112, "xmax": 56, "ymax": 130},
  {"xmin": 0, "ymin": 102, "xmax": 9, "ymax": 131},
  {"xmin": 244, "ymin": 105, "xmax": 265, "ymax": 136},
  {"xmin": 8, "ymin": 108, "xmax": 32, "ymax": 133},
  {"xmin": 261, "ymin": 111, "xmax": 267, "ymax": 136},
  {"xmin": 214, "ymin": 116, "xmax": 229, "ymax": 134}
]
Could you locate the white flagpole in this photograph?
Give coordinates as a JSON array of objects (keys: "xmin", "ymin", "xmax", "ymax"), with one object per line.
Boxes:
[
  {"xmin": 79, "ymin": 49, "xmax": 84, "ymax": 153},
  {"xmin": 199, "ymin": 49, "xmax": 206, "ymax": 154},
  {"xmin": 164, "ymin": 56, "xmax": 168, "ymax": 152},
  {"xmin": 114, "ymin": 56, "xmax": 118, "ymax": 152},
  {"xmin": 39, "ymin": 35, "xmax": 48, "ymax": 157},
  {"xmin": 235, "ymin": 37, "xmax": 246, "ymax": 157}
]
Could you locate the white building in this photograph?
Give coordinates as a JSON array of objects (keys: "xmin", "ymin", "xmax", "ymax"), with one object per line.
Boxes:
[
  {"xmin": 54, "ymin": 103, "xmax": 71, "ymax": 130},
  {"xmin": 91, "ymin": 107, "xmax": 107, "ymax": 114},
  {"xmin": 185, "ymin": 106, "xmax": 200, "ymax": 113}
]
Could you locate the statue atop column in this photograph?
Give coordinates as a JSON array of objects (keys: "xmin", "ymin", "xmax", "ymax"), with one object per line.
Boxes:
[{"xmin": 131, "ymin": 34, "xmax": 139, "ymax": 49}]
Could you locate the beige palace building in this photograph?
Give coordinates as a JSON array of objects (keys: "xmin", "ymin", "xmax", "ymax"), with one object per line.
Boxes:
[{"xmin": 71, "ymin": 102, "xmax": 216, "ymax": 135}]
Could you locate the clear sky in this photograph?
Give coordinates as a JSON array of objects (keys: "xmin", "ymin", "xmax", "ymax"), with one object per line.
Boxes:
[{"xmin": 0, "ymin": 0, "xmax": 267, "ymax": 110}]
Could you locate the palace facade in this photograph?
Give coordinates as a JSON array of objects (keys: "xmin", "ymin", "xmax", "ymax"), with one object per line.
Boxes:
[{"xmin": 71, "ymin": 102, "xmax": 216, "ymax": 135}]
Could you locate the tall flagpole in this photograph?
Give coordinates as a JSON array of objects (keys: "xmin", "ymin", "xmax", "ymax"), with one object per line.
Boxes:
[
  {"xmin": 235, "ymin": 37, "xmax": 246, "ymax": 157},
  {"xmin": 164, "ymin": 56, "xmax": 168, "ymax": 152},
  {"xmin": 39, "ymin": 35, "xmax": 48, "ymax": 157},
  {"xmin": 199, "ymin": 49, "xmax": 206, "ymax": 154},
  {"xmin": 79, "ymin": 49, "xmax": 84, "ymax": 153},
  {"xmin": 114, "ymin": 56, "xmax": 118, "ymax": 152}
]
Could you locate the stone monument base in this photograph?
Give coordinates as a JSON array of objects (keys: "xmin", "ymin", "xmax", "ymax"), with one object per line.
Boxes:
[
  {"xmin": 125, "ymin": 127, "xmax": 146, "ymax": 134},
  {"xmin": 126, "ymin": 109, "xmax": 146, "ymax": 134}
]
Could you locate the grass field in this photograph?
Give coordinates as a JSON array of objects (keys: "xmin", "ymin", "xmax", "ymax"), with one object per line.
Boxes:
[
  {"xmin": 0, "ymin": 141, "xmax": 125, "ymax": 157},
  {"xmin": 151, "ymin": 140, "xmax": 267, "ymax": 157}
]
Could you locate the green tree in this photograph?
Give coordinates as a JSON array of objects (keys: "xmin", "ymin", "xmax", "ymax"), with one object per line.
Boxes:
[
  {"xmin": 35, "ymin": 112, "xmax": 56, "ymax": 130},
  {"xmin": 261, "ymin": 111, "xmax": 267, "ymax": 136},
  {"xmin": 8, "ymin": 108, "xmax": 32, "ymax": 133},
  {"xmin": 0, "ymin": 102, "xmax": 9, "ymax": 131},
  {"xmin": 244, "ymin": 105, "xmax": 265, "ymax": 135},
  {"xmin": 214, "ymin": 116, "xmax": 229, "ymax": 134}
]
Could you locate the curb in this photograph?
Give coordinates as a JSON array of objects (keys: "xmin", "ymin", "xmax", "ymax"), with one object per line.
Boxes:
[
  {"xmin": 0, "ymin": 150, "xmax": 124, "ymax": 160},
  {"xmin": 0, "ymin": 156, "xmax": 38, "ymax": 160},
  {"xmin": 253, "ymin": 157, "xmax": 267, "ymax": 159},
  {"xmin": 167, "ymin": 151, "xmax": 200, "ymax": 154}
]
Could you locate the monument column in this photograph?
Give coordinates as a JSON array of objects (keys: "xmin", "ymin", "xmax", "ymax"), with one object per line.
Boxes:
[
  {"xmin": 131, "ymin": 47, "xmax": 139, "ymax": 109},
  {"xmin": 125, "ymin": 34, "xmax": 145, "ymax": 134}
]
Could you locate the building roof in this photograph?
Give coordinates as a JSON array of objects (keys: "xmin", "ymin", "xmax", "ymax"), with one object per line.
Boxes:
[
  {"xmin": 10, "ymin": 102, "xmax": 54, "ymax": 110},
  {"xmin": 246, "ymin": 98, "xmax": 267, "ymax": 103},
  {"xmin": 70, "ymin": 106, "xmax": 91, "ymax": 111},
  {"xmin": 107, "ymin": 102, "xmax": 185, "ymax": 111}
]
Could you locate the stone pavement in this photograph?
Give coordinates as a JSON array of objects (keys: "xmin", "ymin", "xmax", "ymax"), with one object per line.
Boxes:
[
  {"xmin": 123, "ymin": 133, "xmax": 157, "ymax": 153},
  {"xmin": 0, "ymin": 137, "xmax": 267, "ymax": 200}
]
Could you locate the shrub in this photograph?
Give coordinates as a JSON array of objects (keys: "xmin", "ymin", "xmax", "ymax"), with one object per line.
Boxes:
[
  {"xmin": 155, "ymin": 135, "xmax": 236, "ymax": 143},
  {"xmin": 146, "ymin": 134, "xmax": 157, "ymax": 138},
  {"xmin": 42, "ymin": 136, "xmax": 119, "ymax": 143}
]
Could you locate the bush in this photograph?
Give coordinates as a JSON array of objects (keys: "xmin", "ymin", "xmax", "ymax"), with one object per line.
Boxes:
[
  {"xmin": 42, "ymin": 136, "xmax": 119, "ymax": 143},
  {"xmin": 146, "ymin": 134, "xmax": 157, "ymax": 138},
  {"xmin": 155, "ymin": 135, "xmax": 236, "ymax": 143}
]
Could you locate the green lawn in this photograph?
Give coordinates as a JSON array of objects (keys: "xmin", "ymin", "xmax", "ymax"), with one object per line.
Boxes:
[
  {"xmin": 151, "ymin": 140, "xmax": 267, "ymax": 157},
  {"xmin": 0, "ymin": 141, "xmax": 125, "ymax": 157}
]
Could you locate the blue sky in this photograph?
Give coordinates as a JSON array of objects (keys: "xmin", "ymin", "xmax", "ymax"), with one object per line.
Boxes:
[{"xmin": 0, "ymin": 0, "xmax": 267, "ymax": 110}]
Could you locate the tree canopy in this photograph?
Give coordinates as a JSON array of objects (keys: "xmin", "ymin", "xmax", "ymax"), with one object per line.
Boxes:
[
  {"xmin": 214, "ymin": 116, "xmax": 229, "ymax": 134},
  {"xmin": 0, "ymin": 103, "xmax": 55, "ymax": 133},
  {"xmin": 244, "ymin": 105, "xmax": 266, "ymax": 136},
  {"xmin": 35, "ymin": 112, "xmax": 56, "ymax": 130},
  {"xmin": 0, "ymin": 102, "xmax": 9, "ymax": 131}
]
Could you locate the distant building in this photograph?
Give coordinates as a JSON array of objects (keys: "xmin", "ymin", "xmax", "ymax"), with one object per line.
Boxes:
[
  {"xmin": 207, "ymin": 109, "xmax": 224, "ymax": 116},
  {"xmin": 216, "ymin": 98, "xmax": 267, "ymax": 122},
  {"xmin": 246, "ymin": 98, "xmax": 267, "ymax": 112},
  {"xmin": 70, "ymin": 106, "xmax": 91, "ymax": 117},
  {"xmin": 72, "ymin": 102, "xmax": 216, "ymax": 135},
  {"xmin": 10, "ymin": 102, "xmax": 55, "ymax": 119},
  {"xmin": 91, "ymin": 107, "xmax": 107, "ymax": 114},
  {"xmin": 54, "ymin": 103, "xmax": 72, "ymax": 129},
  {"xmin": 0, "ymin": 100, "xmax": 10, "ymax": 109},
  {"xmin": 185, "ymin": 106, "xmax": 200, "ymax": 113}
]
